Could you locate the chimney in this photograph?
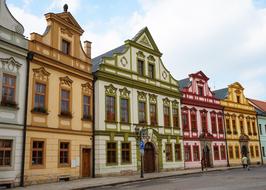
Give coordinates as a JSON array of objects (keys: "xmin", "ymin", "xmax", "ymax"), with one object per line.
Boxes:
[{"xmin": 84, "ymin": 41, "xmax": 92, "ymax": 58}]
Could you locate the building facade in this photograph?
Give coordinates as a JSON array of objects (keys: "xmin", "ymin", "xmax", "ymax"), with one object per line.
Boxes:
[
  {"xmin": 0, "ymin": 0, "xmax": 28, "ymax": 187},
  {"xmin": 214, "ymin": 82, "xmax": 261, "ymax": 166},
  {"xmin": 93, "ymin": 27, "xmax": 183, "ymax": 176},
  {"xmin": 248, "ymin": 99, "xmax": 266, "ymax": 164},
  {"xmin": 179, "ymin": 71, "xmax": 227, "ymax": 168},
  {"xmin": 24, "ymin": 6, "xmax": 93, "ymax": 185}
]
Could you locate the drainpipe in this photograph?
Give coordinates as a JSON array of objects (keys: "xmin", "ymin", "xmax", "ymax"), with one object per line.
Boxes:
[
  {"xmin": 20, "ymin": 52, "xmax": 34, "ymax": 187},
  {"xmin": 222, "ymin": 107, "xmax": 230, "ymax": 167},
  {"xmin": 92, "ymin": 74, "xmax": 96, "ymax": 178},
  {"xmin": 256, "ymin": 113, "xmax": 264, "ymax": 165}
]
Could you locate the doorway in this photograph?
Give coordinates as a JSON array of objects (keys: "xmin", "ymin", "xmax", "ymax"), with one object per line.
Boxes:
[
  {"xmin": 202, "ymin": 146, "xmax": 211, "ymax": 167},
  {"xmin": 144, "ymin": 142, "xmax": 155, "ymax": 173},
  {"xmin": 82, "ymin": 148, "xmax": 91, "ymax": 177},
  {"xmin": 241, "ymin": 145, "xmax": 248, "ymax": 157}
]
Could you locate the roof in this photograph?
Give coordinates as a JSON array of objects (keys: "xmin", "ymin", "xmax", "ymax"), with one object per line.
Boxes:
[
  {"xmin": 178, "ymin": 78, "xmax": 190, "ymax": 90},
  {"xmin": 92, "ymin": 45, "xmax": 126, "ymax": 72},
  {"xmin": 213, "ymin": 88, "xmax": 228, "ymax": 100},
  {"xmin": 248, "ymin": 98, "xmax": 266, "ymax": 112}
]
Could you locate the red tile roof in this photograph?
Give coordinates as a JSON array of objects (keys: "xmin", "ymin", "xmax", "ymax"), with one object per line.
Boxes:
[{"xmin": 249, "ymin": 98, "xmax": 266, "ymax": 112}]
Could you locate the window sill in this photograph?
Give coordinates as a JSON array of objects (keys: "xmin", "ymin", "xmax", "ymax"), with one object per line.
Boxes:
[
  {"xmin": 120, "ymin": 122, "xmax": 131, "ymax": 125},
  {"xmin": 121, "ymin": 162, "xmax": 132, "ymax": 165},
  {"xmin": 0, "ymin": 104, "xmax": 19, "ymax": 110},
  {"xmin": 105, "ymin": 120, "xmax": 118, "ymax": 124},
  {"xmin": 31, "ymin": 109, "xmax": 49, "ymax": 115},
  {"xmin": 30, "ymin": 164, "xmax": 45, "ymax": 169},
  {"xmin": 106, "ymin": 163, "xmax": 118, "ymax": 166},
  {"xmin": 59, "ymin": 113, "xmax": 73, "ymax": 119},
  {"xmin": 58, "ymin": 164, "xmax": 71, "ymax": 168},
  {"xmin": 82, "ymin": 118, "xmax": 93, "ymax": 122}
]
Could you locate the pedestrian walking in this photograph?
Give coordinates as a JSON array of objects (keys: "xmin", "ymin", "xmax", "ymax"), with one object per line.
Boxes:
[{"xmin": 242, "ymin": 156, "xmax": 248, "ymax": 169}]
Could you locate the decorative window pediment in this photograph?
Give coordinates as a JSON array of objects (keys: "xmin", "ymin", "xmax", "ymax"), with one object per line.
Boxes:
[
  {"xmin": 105, "ymin": 84, "xmax": 117, "ymax": 96},
  {"xmin": 119, "ymin": 87, "xmax": 130, "ymax": 98},
  {"xmin": 136, "ymin": 51, "xmax": 145, "ymax": 59},
  {"xmin": 163, "ymin": 98, "xmax": 170, "ymax": 107},
  {"xmin": 1, "ymin": 57, "xmax": 22, "ymax": 73},
  {"xmin": 238, "ymin": 114, "xmax": 244, "ymax": 119},
  {"xmin": 81, "ymin": 82, "xmax": 92, "ymax": 95},
  {"xmin": 172, "ymin": 100, "xmax": 179, "ymax": 108},
  {"xmin": 59, "ymin": 76, "xmax": 73, "ymax": 87},
  {"xmin": 33, "ymin": 67, "xmax": 50, "ymax": 82},
  {"xmin": 149, "ymin": 94, "xmax": 157, "ymax": 104},
  {"xmin": 147, "ymin": 55, "xmax": 155, "ymax": 62},
  {"xmin": 138, "ymin": 91, "xmax": 147, "ymax": 102},
  {"xmin": 190, "ymin": 107, "xmax": 197, "ymax": 112}
]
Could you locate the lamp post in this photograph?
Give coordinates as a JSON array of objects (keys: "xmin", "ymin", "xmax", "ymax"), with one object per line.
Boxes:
[{"xmin": 135, "ymin": 126, "xmax": 145, "ymax": 178}]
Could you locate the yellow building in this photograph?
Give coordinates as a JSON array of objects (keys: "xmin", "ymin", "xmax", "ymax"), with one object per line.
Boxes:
[
  {"xmin": 214, "ymin": 82, "xmax": 261, "ymax": 166},
  {"xmin": 24, "ymin": 5, "xmax": 93, "ymax": 185}
]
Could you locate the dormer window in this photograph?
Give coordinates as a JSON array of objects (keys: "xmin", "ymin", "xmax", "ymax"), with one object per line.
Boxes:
[
  {"xmin": 62, "ymin": 39, "xmax": 70, "ymax": 55},
  {"xmin": 198, "ymin": 86, "xmax": 203, "ymax": 96},
  {"xmin": 236, "ymin": 95, "xmax": 240, "ymax": 103},
  {"xmin": 137, "ymin": 59, "xmax": 145, "ymax": 76}
]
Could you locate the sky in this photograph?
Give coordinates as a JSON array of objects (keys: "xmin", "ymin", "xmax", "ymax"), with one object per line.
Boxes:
[{"xmin": 5, "ymin": 0, "xmax": 266, "ymax": 100}]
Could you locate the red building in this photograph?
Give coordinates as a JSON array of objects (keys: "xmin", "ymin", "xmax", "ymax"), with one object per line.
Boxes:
[{"xmin": 179, "ymin": 71, "xmax": 227, "ymax": 168}]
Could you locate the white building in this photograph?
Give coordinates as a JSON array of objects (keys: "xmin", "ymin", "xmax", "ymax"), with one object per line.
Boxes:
[
  {"xmin": 0, "ymin": 0, "xmax": 28, "ymax": 187},
  {"xmin": 93, "ymin": 27, "xmax": 184, "ymax": 176}
]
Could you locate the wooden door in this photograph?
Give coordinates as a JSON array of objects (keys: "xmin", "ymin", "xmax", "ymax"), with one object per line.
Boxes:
[
  {"xmin": 82, "ymin": 148, "xmax": 91, "ymax": 177},
  {"xmin": 144, "ymin": 142, "xmax": 155, "ymax": 173}
]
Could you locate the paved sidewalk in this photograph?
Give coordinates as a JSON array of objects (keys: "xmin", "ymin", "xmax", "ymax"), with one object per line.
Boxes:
[{"xmin": 12, "ymin": 166, "xmax": 243, "ymax": 190}]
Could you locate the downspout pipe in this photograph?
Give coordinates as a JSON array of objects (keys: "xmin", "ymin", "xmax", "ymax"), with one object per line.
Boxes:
[
  {"xmin": 20, "ymin": 52, "xmax": 34, "ymax": 187},
  {"xmin": 256, "ymin": 113, "xmax": 264, "ymax": 165},
  {"xmin": 222, "ymin": 107, "xmax": 230, "ymax": 167},
  {"xmin": 92, "ymin": 74, "xmax": 96, "ymax": 178}
]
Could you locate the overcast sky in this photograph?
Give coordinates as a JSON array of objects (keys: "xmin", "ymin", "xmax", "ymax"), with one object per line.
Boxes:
[{"xmin": 6, "ymin": 0, "xmax": 266, "ymax": 100}]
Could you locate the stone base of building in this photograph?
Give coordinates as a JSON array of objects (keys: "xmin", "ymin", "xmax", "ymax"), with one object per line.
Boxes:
[{"xmin": 24, "ymin": 175, "xmax": 81, "ymax": 186}]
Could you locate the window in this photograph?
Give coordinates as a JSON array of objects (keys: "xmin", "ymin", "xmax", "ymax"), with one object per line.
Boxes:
[
  {"xmin": 172, "ymin": 108, "xmax": 179, "ymax": 128},
  {"xmin": 148, "ymin": 63, "xmax": 154, "ymax": 79},
  {"xmin": 252, "ymin": 122, "xmax": 257, "ymax": 136},
  {"xmin": 32, "ymin": 140, "xmax": 44, "ymax": 166},
  {"xmin": 255, "ymin": 146, "xmax": 259, "ymax": 157},
  {"xmin": 164, "ymin": 106, "xmax": 170, "ymax": 127},
  {"xmin": 247, "ymin": 121, "xmax": 252, "ymax": 135},
  {"xmin": 106, "ymin": 96, "xmax": 115, "ymax": 122},
  {"xmin": 59, "ymin": 142, "xmax": 70, "ymax": 166},
  {"xmin": 107, "ymin": 142, "xmax": 117, "ymax": 164},
  {"xmin": 150, "ymin": 104, "xmax": 157, "ymax": 125},
  {"xmin": 193, "ymin": 145, "xmax": 200, "ymax": 161},
  {"xmin": 191, "ymin": 111, "xmax": 197, "ymax": 131},
  {"xmin": 235, "ymin": 146, "xmax": 239, "ymax": 159},
  {"xmin": 137, "ymin": 59, "xmax": 145, "ymax": 76},
  {"xmin": 259, "ymin": 124, "xmax": 262, "ymax": 135},
  {"xmin": 121, "ymin": 143, "xmax": 130, "ymax": 163},
  {"xmin": 240, "ymin": 120, "xmax": 244, "ymax": 134},
  {"xmin": 226, "ymin": 119, "xmax": 231, "ymax": 134},
  {"xmin": 262, "ymin": 147, "xmax": 265, "ymax": 157},
  {"xmin": 220, "ymin": 145, "xmax": 226, "ymax": 160},
  {"xmin": 138, "ymin": 102, "xmax": 146, "ymax": 124},
  {"xmin": 83, "ymin": 95, "xmax": 91, "ymax": 120},
  {"xmin": 120, "ymin": 98, "xmax": 129, "ymax": 123},
  {"xmin": 229, "ymin": 146, "xmax": 234, "ymax": 159},
  {"xmin": 198, "ymin": 86, "xmax": 203, "ymax": 96},
  {"xmin": 0, "ymin": 140, "xmax": 12, "ymax": 167},
  {"xmin": 236, "ymin": 95, "xmax": 240, "ymax": 103},
  {"xmin": 34, "ymin": 83, "xmax": 46, "ymax": 112},
  {"xmin": 218, "ymin": 117, "xmax": 224, "ymax": 134},
  {"xmin": 175, "ymin": 144, "xmax": 182, "ymax": 161},
  {"xmin": 213, "ymin": 145, "xmax": 219, "ymax": 160},
  {"xmin": 250, "ymin": 146, "xmax": 254, "ymax": 158},
  {"xmin": 232, "ymin": 119, "xmax": 237, "ymax": 135},
  {"xmin": 184, "ymin": 145, "xmax": 191, "ymax": 161},
  {"xmin": 211, "ymin": 114, "xmax": 217, "ymax": 133},
  {"xmin": 201, "ymin": 112, "xmax": 207, "ymax": 132},
  {"xmin": 166, "ymin": 144, "xmax": 173, "ymax": 161},
  {"xmin": 1, "ymin": 74, "xmax": 16, "ymax": 105},
  {"xmin": 62, "ymin": 39, "xmax": 70, "ymax": 55},
  {"xmin": 61, "ymin": 89, "xmax": 70, "ymax": 115},
  {"xmin": 182, "ymin": 112, "xmax": 189, "ymax": 131}
]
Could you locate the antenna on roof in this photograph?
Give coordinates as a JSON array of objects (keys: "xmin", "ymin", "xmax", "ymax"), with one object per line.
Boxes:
[{"xmin": 63, "ymin": 4, "xmax": 68, "ymax": 12}]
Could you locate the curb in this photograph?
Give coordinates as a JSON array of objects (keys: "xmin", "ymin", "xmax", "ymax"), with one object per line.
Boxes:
[{"xmin": 72, "ymin": 166, "xmax": 244, "ymax": 190}]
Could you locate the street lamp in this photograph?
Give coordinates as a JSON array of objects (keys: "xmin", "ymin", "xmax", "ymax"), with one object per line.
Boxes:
[{"xmin": 135, "ymin": 126, "xmax": 144, "ymax": 178}]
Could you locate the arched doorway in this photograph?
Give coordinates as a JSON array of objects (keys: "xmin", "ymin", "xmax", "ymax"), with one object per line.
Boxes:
[
  {"xmin": 202, "ymin": 145, "xmax": 211, "ymax": 167},
  {"xmin": 144, "ymin": 142, "xmax": 155, "ymax": 173},
  {"xmin": 241, "ymin": 145, "xmax": 248, "ymax": 157}
]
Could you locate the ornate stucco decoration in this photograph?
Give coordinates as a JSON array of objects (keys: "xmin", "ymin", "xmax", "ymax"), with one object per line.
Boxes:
[
  {"xmin": 33, "ymin": 67, "xmax": 50, "ymax": 82},
  {"xmin": 147, "ymin": 55, "xmax": 155, "ymax": 62},
  {"xmin": 120, "ymin": 56, "xmax": 128, "ymax": 67},
  {"xmin": 139, "ymin": 35, "xmax": 151, "ymax": 48},
  {"xmin": 61, "ymin": 27, "xmax": 73, "ymax": 37},
  {"xmin": 162, "ymin": 71, "xmax": 167, "ymax": 79},
  {"xmin": 172, "ymin": 100, "xmax": 179, "ymax": 108},
  {"xmin": 136, "ymin": 51, "xmax": 145, "ymax": 59},
  {"xmin": 149, "ymin": 94, "xmax": 157, "ymax": 104},
  {"xmin": 0, "ymin": 57, "xmax": 22, "ymax": 73},
  {"xmin": 105, "ymin": 84, "xmax": 117, "ymax": 96},
  {"xmin": 163, "ymin": 98, "xmax": 170, "ymax": 106},
  {"xmin": 59, "ymin": 76, "xmax": 73, "ymax": 87},
  {"xmin": 137, "ymin": 91, "xmax": 147, "ymax": 102},
  {"xmin": 81, "ymin": 82, "xmax": 92, "ymax": 94},
  {"xmin": 119, "ymin": 87, "xmax": 130, "ymax": 98},
  {"xmin": 235, "ymin": 89, "xmax": 241, "ymax": 94}
]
